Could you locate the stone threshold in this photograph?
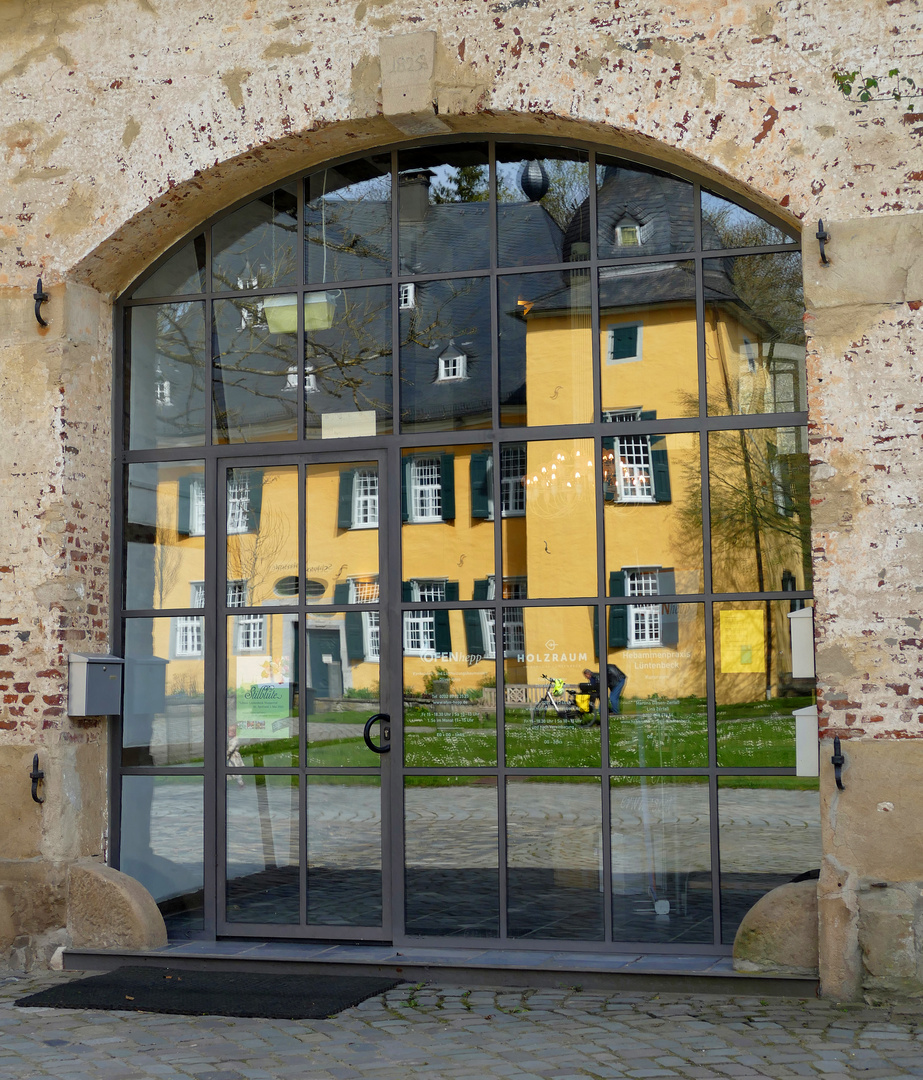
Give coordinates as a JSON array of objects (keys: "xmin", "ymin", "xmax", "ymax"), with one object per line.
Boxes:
[{"xmin": 64, "ymin": 942, "xmax": 818, "ymax": 997}]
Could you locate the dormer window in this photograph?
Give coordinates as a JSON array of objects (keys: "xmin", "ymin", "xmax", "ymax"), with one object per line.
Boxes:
[
  {"xmin": 437, "ymin": 339, "xmax": 467, "ymax": 382},
  {"xmin": 399, "ymin": 282, "xmax": 415, "ymax": 310},
  {"xmin": 615, "ymin": 216, "xmax": 641, "ymax": 247}
]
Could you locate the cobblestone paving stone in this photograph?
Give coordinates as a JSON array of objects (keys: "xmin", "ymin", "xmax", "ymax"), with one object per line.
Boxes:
[{"xmin": 2, "ymin": 969, "xmax": 923, "ymax": 1080}]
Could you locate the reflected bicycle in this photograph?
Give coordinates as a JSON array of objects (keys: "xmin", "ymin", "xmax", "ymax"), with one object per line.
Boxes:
[{"xmin": 530, "ymin": 674, "xmax": 596, "ymax": 726}]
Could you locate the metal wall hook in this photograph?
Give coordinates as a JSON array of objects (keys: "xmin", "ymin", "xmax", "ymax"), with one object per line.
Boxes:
[
  {"xmin": 30, "ymin": 754, "xmax": 45, "ymax": 804},
  {"xmin": 816, "ymin": 220, "xmax": 830, "ymax": 266},
  {"xmin": 34, "ymin": 277, "xmax": 49, "ymax": 326},
  {"xmin": 831, "ymin": 735, "xmax": 845, "ymax": 791}
]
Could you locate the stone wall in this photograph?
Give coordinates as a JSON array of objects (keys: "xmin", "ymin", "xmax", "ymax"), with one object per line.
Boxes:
[{"xmin": 1, "ymin": 0, "xmax": 922, "ymax": 994}]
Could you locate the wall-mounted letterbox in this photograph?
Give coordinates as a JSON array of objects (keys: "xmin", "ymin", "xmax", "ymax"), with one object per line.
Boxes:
[
  {"xmin": 68, "ymin": 654, "xmax": 124, "ymax": 717},
  {"xmin": 787, "ymin": 608, "xmax": 816, "ymax": 679}
]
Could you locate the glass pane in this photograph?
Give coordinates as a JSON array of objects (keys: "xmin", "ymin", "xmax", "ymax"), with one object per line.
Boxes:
[
  {"xmin": 503, "ymin": 606, "xmax": 601, "ymax": 769},
  {"xmin": 226, "ymin": 774, "xmax": 299, "ymax": 924},
  {"xmin": 401, "ymin": 444, "xmax": 494, "ymax": 585},
  {"xmin": 127, "ymin": 302, "xmax": 207, "ymax": 449},
  {"xmin": 498, "ymin": 271, "xmax": 592, "ymax": 428},
  {"xmin": 120, "ymin": 775, "xmax": 204, "ymax": 933},
  {"xmin": 305, "ymin": 613, "xmax": 382, "ymax": 768},
  {"xmin": 403, "ymin": 647, "xmax": 497, "ymax": 767},
  {"xmin": 227, "ymin": 614, "xmax": 298, "ymax": 767},
  {"xmin": 599, "ymin": 268, "xmax": 698, "ymax": 421},
  {"xmin": 715, "ymin": 600, "xmax": 817, "ymax": 768},
  {"xmin": 603, "ymin": 431, "xmax": 703, "ymax": 594},
  {"xmin": 306, "ymin": 461, "xmax": 380, "ymax": 605},
  {"xmin": 503, "ymin": 438, "xmax": 597, "ymax": 600},
  {"xmin": 125, "ymin": 462, "xmax": 205, "ymax": 610},
  {"xmin": 133, "ymin": 235, "xmax": 206, "ymax": 299},
  {"xmin": 507, "ymin": 777, "xmax": 603, "ymax": 940},
  {"xmin": 212, "ymin": 185, "xmax": 297, "ymax": 293},
  {"xmin": 400, "ymin": 277, "xmax": 491, "ymax": 432},
  {"xmin": 496, "ymin": 145, "xmax": 590, "ymax": 267},
  {"xmin": 306, "ymin": 156, "xmax": 391, "ymax": 283},
  {"xmin": 611, "ymin": 775, "xmax": 712, "ymax": 943},
  {"xmin": 709, "ymin": 426, "xmax": 812, "ymax": 593},
  {"xmin": 213, "ymin": 296, "xmax": 298, "ymax": 443},
  {"xmin": 305, "ymin": 284, "xmax": 393, "ymax": 438},
  {"xmin": 607, "ymin": 604, "xmax": 707, "ymax": 768},
  {"xmin": 702, "ymin": 189, "xmax": 797, "ymax": 249},
  {"xmin": 398, "ymin": 145, "xmax": 489, "ymax": 274},
  {"xmin": 596, "ymin": 159, "xmax": 695, "ymax": 257},
  {"xmin": 307, "ymin": 775, "xmax": 382, "ymax": 926},
  {"xmin": 122, "ymin": 618, "xmax": 204, "ymax": 767},
  {"xmin": 404, "ymin": 777, "xmax": 499, "ymax": 937},
  {"xmin": 705, "ymin": 253, "xmax": 805, "ymax": 417},
  {"xmin": 719, "ymin": 777, "xmax": 819, "ymax": 944},
  {"xmin": 226, "ymin": 465, "xmax": 298, "ymax": 607}
]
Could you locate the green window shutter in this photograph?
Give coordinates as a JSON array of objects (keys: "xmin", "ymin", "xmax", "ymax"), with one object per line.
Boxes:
[
  {"xmin": 401, "ymin": 461, "xmax": 409, "ymax": 522},
  {"xmin": 658, "ymin": 569, "xmax": 678, "ymax": 647},
  {"xmin": 470, "ymin": 451, "xmax": 492, "ymax": 519},
  {"xmin": 440, "ymin": 453, "xmax": 455, "ymax": 520},
  {"xmin": 609, "ymin": 325, "xmax": 638, "ymax": 361},
  {"xmin": 445, "ymin": 581, "xmax": 460, "ymax": 601},
  {"xmin": 472, "ymin": 579, "xmax": 491, "ymax": 601},
  {"xmin": 177, "ymin": 475, "xmax": 192, "ymax": 536},
  {"xmin": 463, "ymin": 609, "xmax": 485, "ymax": 657},
  {"xmin": 337, "ymin": 470, "xmax": 355, "ymax": 529},
  {"xmin": 651, "ymin": 437, "xmax": 671, "ymax": 503},
  {"xmin": 247, "ymin": 469, "xmax": 263, "ymax": 531},
  {"xmin": 434, "ymin": 609, "xmax": 451, "ymax": 654},
  {"xmin": 345, "ymin": 613, "xmax": 365, "ymax": 660},
  {"xmin": 602, "ymin": 437, "xmax": 616, "ymax": 502},
  {"xmin": 401, "ymin": 581, "xmax": 413, "ymax": 602},
  {"xmin": 608, "ymin": 570, "xmax": 628, "ymax": 649},
  {"xmin": 640, "ymin": 409, "xmax": 657, "ymax": 421},
  {"xmin": 333, "ymin": 582, "xmax": 350, "ymax": 604}
]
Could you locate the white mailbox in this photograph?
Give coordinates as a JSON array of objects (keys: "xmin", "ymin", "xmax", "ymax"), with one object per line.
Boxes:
[
  {"xmin": 794, "ymin": 704, "xmax": 819, "ymax": 777},
  {"xmin": 788, "ymin": 607, "xmax": 815, "ymax": 679}
]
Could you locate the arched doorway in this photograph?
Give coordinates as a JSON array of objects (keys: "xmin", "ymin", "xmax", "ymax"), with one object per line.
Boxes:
[{"xmin": 114, "ymin": 138, "xmax": 817, "ymax": 952}]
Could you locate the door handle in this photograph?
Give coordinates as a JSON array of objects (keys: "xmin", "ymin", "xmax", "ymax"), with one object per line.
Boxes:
[{"xmin": 363, "ymin": 712, "xmax": 391, "ymax": 754}]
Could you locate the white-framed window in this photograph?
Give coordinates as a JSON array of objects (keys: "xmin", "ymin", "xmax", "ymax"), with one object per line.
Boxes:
[
  {"xmin": 615, "ymin": 216, "xmax": 642, "ymax": 247},
  {"xmin": 410, "ymin": 457, "xmax": 442, "ymax": 521},
  {"xmin": 353, "ymin": 468, "xmax": 379, "ymax": 527},
  {"xmin": 188, "ymin": 478, "xmax": 206, "ymax": 536},
  {"xmin": 175, "ymin": 581, "xmax": 205, "ymax": 657},
  {"xmin": 603, "ymin": 410, "xmax": 653, "ymax": 503},
  {"xmin": 226, "ymin": 473, "xmax": 251, "ymax": 534},
  {"xmin": 155, "ymin": 375, "xmax": 172, "ymax": 406},
  {"xmin": 398, "ymin": 282, "xmax": 415, "ymax": 310},
  {"xmin": 625, "ymin": 567, "xmax": 661, "ymax": 647},
  {"xmin": 226, "ymin": 580, "xmax": 247, "ymax": 608},
  {"xmin": 403, "ymin": 579, "xmax": 446, "ymax": 654},
  {"xmin": 480, "ymin": 577, "xmax": 526, "ymax": 659},
  {"xmin": 236, "ymin": 613, "xmax": 265, "ymax": 652},
  {"xmin": 606, "ymin": 322, "xmax": 642, "ymax": 364},
  {"xmin": 437, "ymin": 340, "xmax": 467, "ymax": 382},
  {"xmin": 500, "ymin": 444, "xmax": 526, "ymax": 516}
]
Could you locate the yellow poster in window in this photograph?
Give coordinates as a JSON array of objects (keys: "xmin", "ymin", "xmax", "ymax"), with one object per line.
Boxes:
[{"xmin": 720, "ymin": 610, "xmax": 765, "ymax": 673}]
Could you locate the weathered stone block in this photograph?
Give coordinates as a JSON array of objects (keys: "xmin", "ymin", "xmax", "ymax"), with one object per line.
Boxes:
[
  {"xmin": 859, "ymin": 885, "xmax": 916, "ymax": 981},
  {"xmin": 0, "ymin": 748, "xmax": 42, "ymax": 860},
  {"xmin": 380, "ymin": 32, "xmax": 435, "ymax": 115},
  {"xmin": 733, "ymin": 879, "xmax": 818, "ymax": 976},
  {"xmin": 67, "ymin": 861, "xmax": 167, "ymax": 950}
]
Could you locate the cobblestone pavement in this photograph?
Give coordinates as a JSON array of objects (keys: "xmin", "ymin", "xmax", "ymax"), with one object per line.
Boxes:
[{"xmin": 3, "ymin": 969, "xmax": 923, "ymax": 1080}]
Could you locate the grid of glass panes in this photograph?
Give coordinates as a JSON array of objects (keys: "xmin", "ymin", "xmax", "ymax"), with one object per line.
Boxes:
[
  {"xmin": 500, "ymin": 444, "xmax": 526, "ymax": 515},
  {"xmin": 614, "ymin": 435, "xmax": 653, "ymax": 500}
]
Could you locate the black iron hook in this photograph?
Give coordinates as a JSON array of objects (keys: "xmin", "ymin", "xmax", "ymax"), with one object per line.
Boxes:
[
  {"xmin": 831, "ymin": 735, "xmax": 845, "ymax": 791},
  {"xmin": 34, "ymin": 277, "xmax": 49, "ymax": 326},
  {"xmin": 30, "ymin": 753, "xmax": 44, "ymax": 804},
  {"xmin": 816, "ymin": 220, "xmax": 830, "ymax": 266}
]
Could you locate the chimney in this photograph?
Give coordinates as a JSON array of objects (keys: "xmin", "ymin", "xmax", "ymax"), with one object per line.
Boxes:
[{"xmin": 399, "ymin": 170, "xmax": 433, "ymax": 223}]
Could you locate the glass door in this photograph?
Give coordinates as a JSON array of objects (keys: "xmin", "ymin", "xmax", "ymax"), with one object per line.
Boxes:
[{"xmin": 218, "ymin": 452, "xmax": 392, "ymax": 938}]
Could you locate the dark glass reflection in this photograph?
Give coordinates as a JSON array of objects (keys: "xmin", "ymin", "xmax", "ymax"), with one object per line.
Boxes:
[
  {"xmin": 212, "ymin": 186, "xmax": 297, "ymax": 293},
  {"xmin": 398, "ymin": 145, "xmax": 489, "ymax": 274},
  {"xmin": 305, "ymin": 284, "xmax": 392, "ymax": 438},
  {"xmin": 594, "ymin": 159, "xmax": 695, "ymax": 257},
  {"xmin": 702, "ymin": 189, "xmax": 797, "ymax": 249},
  {"xmin": 496, "ymin": 145, "xmax": 589, "ymax": 267},
  {"xmin": 213, "ymin": 297, "xmax": 299, "ymax": 442},
  {"xmin": 133, "ymin": 235, "xmax": 206, "ymax": 299},
  {"xmin": 128, "ymin": 302, "xmax": 207, "ymax": 449},
  {"xmin": 305, "ymin": 156, "xmax": 391, "ymax": 283},
  {"xmin": 400, "ymin": 278, "xmax": 491, "ymax": 432}
]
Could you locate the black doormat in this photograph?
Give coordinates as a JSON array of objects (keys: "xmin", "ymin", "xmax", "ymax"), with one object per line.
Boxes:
[{"xmin": 15, "ymin": 966, "xmax": 404, "ymax": 1019}]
